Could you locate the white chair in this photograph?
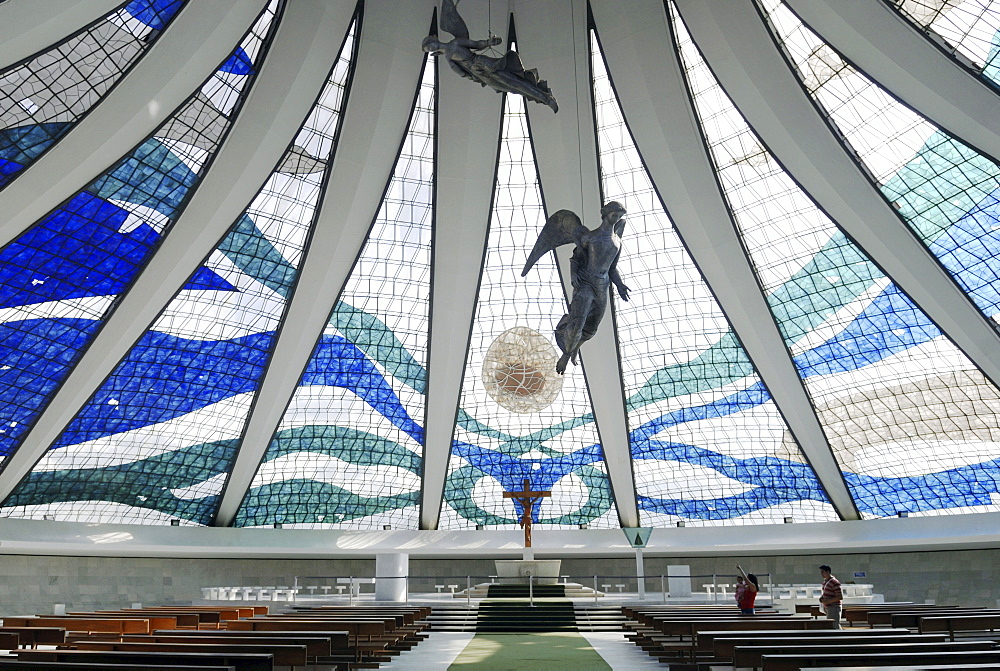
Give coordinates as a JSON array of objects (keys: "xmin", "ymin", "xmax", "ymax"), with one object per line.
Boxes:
[
  {"xmin": 447, "ymin": 584, "xmax": 458, "ymax": 594},
  {"xmin": 305, "ymin": 585, "xmax": 318, "ymax": 596},
  {"xmin": 320, "ymin": 585, "xmax": 332, "ymax": 596},
  {"xmin": 201, "ymin": 587, "xmax": 219, "ymax": 600},
  {"xmin": 615, "ymin": 584, "xmax": 625, "ymax": 593},
  {"xmin": 335, "ymin": 585, "xmax": 347, "ymax": 596},
  {"xmin": 434, "ymin": 585, "xmax": 445, "ymax": 593}
]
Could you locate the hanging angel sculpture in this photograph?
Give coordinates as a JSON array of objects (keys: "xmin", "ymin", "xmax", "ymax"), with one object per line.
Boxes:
[
  {"xmin": 422, "ymin": 0, "xmax": 558, "ymax": 112},
  {"xmin": 522, "ymin": 202, "xmax": 630, "ymax": 374}
]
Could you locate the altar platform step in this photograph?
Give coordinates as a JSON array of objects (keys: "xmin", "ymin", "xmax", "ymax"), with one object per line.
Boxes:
[
  {"xmin": 427, "ymin": 604, "xmax": 626, "ymax": 632},
  {"xmin": 487, "ymin": 584, "xmax": 566, "ymax": 598}
]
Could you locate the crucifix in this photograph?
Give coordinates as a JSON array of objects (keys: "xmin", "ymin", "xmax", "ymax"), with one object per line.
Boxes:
[{"xmin": 503, "ymin": 478, "xmax": 551, "ymax": 548}]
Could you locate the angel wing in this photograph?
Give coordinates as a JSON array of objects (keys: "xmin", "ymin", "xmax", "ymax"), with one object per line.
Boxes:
[
  {"xmin": 440, "ymin": 0, "xmax": 469, "ymax": 40},
  {"xmin": 521, "ymin": 209, "xmax": 587, "ymax": 276}
]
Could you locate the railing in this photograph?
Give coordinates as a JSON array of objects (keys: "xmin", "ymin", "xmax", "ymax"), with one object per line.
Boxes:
[{"xmin": 203, "ymin": 572, "xmax": 787, "ymax": 604}]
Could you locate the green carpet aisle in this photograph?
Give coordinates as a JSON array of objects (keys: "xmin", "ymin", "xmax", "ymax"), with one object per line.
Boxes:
[
  {"xmin": 387, "ymin": 630, "xmax": 665, "ymax": 668},
  {"xmin": 448, "ymin": 632, "xmax": 611, "ymax": 669}
]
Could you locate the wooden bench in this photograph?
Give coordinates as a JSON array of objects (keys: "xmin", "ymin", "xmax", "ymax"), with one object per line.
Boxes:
[
  {"xmin": 631, "ymin": 618, "xmax": 836, "ymax": 663},
  {"xmin": 131, "ymin": 629, "xmax": 334, "ymax": 663},
  {"xmin": 226, "ymin": 618, "xmax": 386, "ymax": 664},
  {"xmin": 0, "ymin": 662, "xmax": 235, "ymax": 671},
  {"xmin": 147, "ymin": 631, "xmax": 354, "ymax": 670},
  {"xmin": 736, "ymin": 639, "xmax": 997, "ymax": 669},
  {"xmin": 710, "ymin": 632, "xmax": 949, "ymax": 661},
  {"xmin": 809, "ymin": 666, "xmax": 1000, "ymax": 670},
  {"xmin": 15, "ymin": 650, "xmax": 272, "ymax": 671},
  {"xmin": 3, "ymin": 618, "xmax": 151, "ymax": 636},
  {"xmin": 81, "ymin": 612, "xmax": 199, "ymax": 629},
  {"xmin": 655, "ymin": 616, "xmax": 832, "ymax": 639},
  {"xmin": 761, "ymin": 649, "xmax": 1000, "ymax": 671},
  {"xmin": 130, "ymin": 606, "xmax": 255, "ymax": 623},
  {"xmin": 264, "ymin": 611, "xmax": 429, "ymax": 644},
  {"xmin": 0, "ymin": 632, "xmax": 21, "ymax": 651},
  {"xmin": 71, "ymin": 640, "xmax": 308, "ymax": 668},
  {"xmin": 0, "ymin": 627, "xmax": 66, "ymax": 649},
  {"xmin": 919, "ymin": 613, "xmax": 1000, "ymax": 640},
  {"xmin": 864, "ymin": 607, "xmax": 986, "ymax": 628}
]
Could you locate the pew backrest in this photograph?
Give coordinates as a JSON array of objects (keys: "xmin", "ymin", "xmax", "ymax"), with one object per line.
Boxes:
[
  {"xmin": 761, "ymin": 649, "xmax": 1000, "ymax": 671},
  {"xmin": 736, "ymin": 639, "xmax": 995, "ymax": 669}
]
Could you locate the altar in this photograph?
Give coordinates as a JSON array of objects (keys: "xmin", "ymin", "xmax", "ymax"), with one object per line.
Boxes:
[{"xmin": 495, "ymin": 559, "xmax": 562, "ymax": 585}]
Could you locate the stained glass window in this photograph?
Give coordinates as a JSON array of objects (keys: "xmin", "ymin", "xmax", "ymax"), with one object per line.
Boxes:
[
  {"xmin": 595, "ymin": 25, "xmax": 837, "ymax": 525},
  {"xmin": 0, "ymin": 2, "xmax": 286, "ymax": 521}
]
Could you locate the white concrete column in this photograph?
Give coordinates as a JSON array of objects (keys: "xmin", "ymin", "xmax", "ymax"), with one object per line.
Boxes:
[{"xmin": 375, "ymin": 553, "xmax": 409, "ymax": 602}]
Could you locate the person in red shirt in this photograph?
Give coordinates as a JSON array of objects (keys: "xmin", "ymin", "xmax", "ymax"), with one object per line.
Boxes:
[
  {"xmin": 819, "ymin": 564, "xmax": 843, "ymax": 628},
  {"xmin": 736, "ymin": 564, "xmax": 758, "ymax": 614}
]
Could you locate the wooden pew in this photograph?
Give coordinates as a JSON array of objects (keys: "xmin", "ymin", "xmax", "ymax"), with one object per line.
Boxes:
[
  {"xmin": 870, "ymin": 608, "xmax": 997, "ymax": 629},
  {"xmin": 625, "ymin": 609, "xmax": 788, "ymax": 642},
  {"xmin": 808, "ymin": 666, "xmax": 1000, "ymax": 670},
  {"xmin": 70, "ymin": 640, "xmax": 308, "ymax": 668},
  {"xmin": 862, "ymin": 606, "xmax": 978, "ymax": 628},
  {"xmin": 15, "ymin": 649, "xmax": 273, "ymax": 671},
  {"xmin": 151, "ymin": 628, "xmax": 354, "ymax": 668},
  {"xmin": 634, "ymin": 617, "xmax": 836, "ymax": 663},
  {"xmin": 0, "ymin": 627, "xmax": 66, "ymax": 649},
  {"xmin": 123, "ymin": 633, "xmax": 334, "ymax": 660},
  {"xmin": 919, "ymin": 613, "xmax": 1000, "ymax": 640},
  {"xmin": 0, "ymin": 663, "xmax": 234, "ymax": 671},
  {"xmin": 3, "ymin": 618, "xmax": 150, "ymax": 636},
  {"xmin": 116, "ymin": 609, "xmax": 223, "ymax": 629},
  {"xmin": 736, "ymin": 639, "xmax": 997, "ymax": 670},
  {"xmin": 129, "ymin": 606, "xmax": 255, "ymax": 623},
  {"xmin": 225, "ymin": 618, "xmax": 385, "ymax": 664},
  {"xmin": 710, "ymin": 632, "xmax": 949, "ymax": 662},
  {"xmin": 654, "ymin": 616, "xmax": 832, "ymax": 640},
  {"xmin": 761, "ymin": 649, "xmax": 1000, "ymax": 671},
  {"xmin": 79, "ymin": 612, "xmax": 199, "ymax": 629},
  {"xmin": 264, "ymin": 611, "xmax": 429, "ymax": 644}
]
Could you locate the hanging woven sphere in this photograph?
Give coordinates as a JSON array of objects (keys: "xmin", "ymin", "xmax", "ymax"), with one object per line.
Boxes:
[{"xmin": 482, "ymin": 326, "xmax": 562, "ymax": 413}]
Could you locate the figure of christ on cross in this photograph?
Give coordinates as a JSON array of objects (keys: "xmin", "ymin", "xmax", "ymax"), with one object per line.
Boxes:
[{"xmin": 503, "ymin": 478, "xmax": 552, "ymax": 548}]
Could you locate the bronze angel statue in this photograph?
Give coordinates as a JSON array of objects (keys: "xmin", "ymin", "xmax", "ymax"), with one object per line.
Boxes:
[
  {"xmin": 422, "ymin": 0, "xmax": 558, "ymax": 112},
  {"xmin": 522, "ymin": 201, "xmax": 630, "ymax": 374}
]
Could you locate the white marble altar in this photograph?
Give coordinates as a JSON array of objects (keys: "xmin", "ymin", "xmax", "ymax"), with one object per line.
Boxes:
[{"xmin": 495, "ymin": 559, "xmax": 562, "ymax": 584}]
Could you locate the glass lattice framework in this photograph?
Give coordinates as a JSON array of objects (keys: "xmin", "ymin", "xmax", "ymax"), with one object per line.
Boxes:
[
  {"xmin": 675, "ymin": 1, "xmax": 1000, "ymax": 517},
  {"xmin": 0, "ymin": 4, "xmax": 298, "ymax": 524},
  {"xmin": 592, "ymin": 31, "xmax": 837, "ymax": 525},
  {"xmin": 765, "ymin": 0, "xmax": 1000, "ymax": 326},
  {"xmin": 440, "ymin": 93, "xmax": 620, "ymax": 530},
  {"xmin": 888, "ymin": 0, "xmax": 1000, "ymax": 86},
  {"xmin": 234, "ymin": 55, "xmax": 432, "ymax": 530},
  {"xmin": 0, "ymin": 0, "xmax": 185, "ymax": 188}
]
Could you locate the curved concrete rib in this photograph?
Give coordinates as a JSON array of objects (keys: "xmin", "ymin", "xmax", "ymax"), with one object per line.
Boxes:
[
  {"xmin": 0, "ymin": 0, "xmax": 124, "ymax": 72},
  {"xmin": 419, "ymin": 2, "xmax": 505, "ymax": 529},
  {"xmin": 519, "ymin": 0, "xmax": 640, "ymax": 528}
]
